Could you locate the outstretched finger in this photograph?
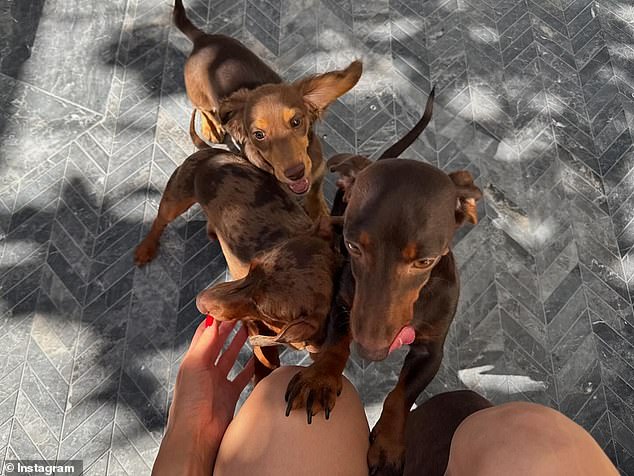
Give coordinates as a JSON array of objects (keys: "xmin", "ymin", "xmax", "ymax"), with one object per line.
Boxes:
[
  {"xmin": 232, "ymin": 356, "xmax": 255, "ymax": 392},
  {"xmin": 191, "ymin": 320, "xmax": 238, "ymax": 365},
  {"xmin": 188, "ymin": 319, "xmax": 209, "ymax": 350},
  {"xmin": 187, "ymin": 318, "xmax": 219, "ymax": 364},
  {"xmin": 217, "ymin": 324, "xmax": 249, "ymax": 376},
  {"xmin": 210, "ymin": 321, "xmax": 238, "ymax": 362}
]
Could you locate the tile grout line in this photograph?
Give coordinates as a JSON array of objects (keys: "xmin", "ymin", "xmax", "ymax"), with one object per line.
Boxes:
[
  {"xmin": 4, "ymin": 301, "xmax": 36, "ymax": 464},
  {"xmin": 0, "ymin": 72, "xmax": 104, "ymax": 117}
]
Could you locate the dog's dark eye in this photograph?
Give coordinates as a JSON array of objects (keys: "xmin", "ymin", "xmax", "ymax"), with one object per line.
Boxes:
[
  {"xmin": 346, "ymin": 241, "xmax": 361, "ymax": 255},
  {"xmin": 253, "ymin": 130, "xmax": 265, "ymax": 140},
  {"xmin": 290, "ymin": 117, "xmax": 302, "ymax": 128},
  {"xmin": 413, "ymin": 257, "xmax": 436, "ymax": 269}
]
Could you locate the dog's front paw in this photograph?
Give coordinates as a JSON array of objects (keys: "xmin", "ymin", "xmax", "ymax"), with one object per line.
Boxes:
[
  {"xmin": 284, "ymin": 365, "xmax": 343, "ymax": 424},
  {"xmin": 134, "ymin": 239, "xmax": 158, "ymax": 266},
  {"xmin": 368, "ymin": 426, "xmax": 406, "ymax": 476}
]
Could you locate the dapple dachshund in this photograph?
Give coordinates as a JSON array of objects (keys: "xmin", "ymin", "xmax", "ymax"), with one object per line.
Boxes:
[
  {"xmin": 173, "ymin": 0, "xmax": 362, "ymax": 219},
  {"xmin": 134, "ymin": 149, "xmax": 340, "ymax": 381}
]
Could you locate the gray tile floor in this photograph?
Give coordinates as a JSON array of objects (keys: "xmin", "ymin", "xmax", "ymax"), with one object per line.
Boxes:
[{"xmin": 1, "ymin": 0, "xmax": 634, "ymax": 474}]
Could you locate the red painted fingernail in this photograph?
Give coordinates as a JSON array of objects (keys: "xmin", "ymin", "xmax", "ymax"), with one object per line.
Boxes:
[{"xmin": 205, "ymin": 314, "xmax": 214, "ymax": 328}]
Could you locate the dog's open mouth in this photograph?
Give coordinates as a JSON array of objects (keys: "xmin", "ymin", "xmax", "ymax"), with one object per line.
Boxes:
[
  {"xmin": 288, "ymin": 177, "xmax": 310, "ymax": 195},
  {"xmin": 388, "ymin": 325, "xmax": 416, "ymax": 354}
]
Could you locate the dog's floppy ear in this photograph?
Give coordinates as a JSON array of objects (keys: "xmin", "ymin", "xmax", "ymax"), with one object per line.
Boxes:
[
  {"xmin": 327, "ymin": 153, "xmax": 372, "ymax": 202},
  {"xmin": 219, "ymin": 88, "xmax": 250, "ymax": 143},
  {"xmin": 195, "ymin": 267, "xmax": 264, "ymax": 320},
  {"xmin": 294, "ymin": 61, "xmax": 363, "ymax": 118},
  {"xmin": 449, "ymin": 171, "xmax": 482, "ymax": 225}
]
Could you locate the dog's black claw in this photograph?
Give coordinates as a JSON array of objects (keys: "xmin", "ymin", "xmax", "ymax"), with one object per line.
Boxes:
[
  {"xmin": 284, "ymin": 378, "xmax": 300, "ymax": 415},
  {"xmin": 306, "ymin": 391, "xmax": 314, "ymax": 424},
  {"xmin": 321, "ymin": 388, "xmax": 331, "ymax": 420}
]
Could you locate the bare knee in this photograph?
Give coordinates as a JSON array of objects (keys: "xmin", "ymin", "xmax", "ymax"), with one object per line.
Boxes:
[
  {"xmin": 446, "ymin": 402, "xmax": 618, "ymax": 476},
  {"xmin": 244, "ymin": 365, "xmax": 301, "ymax": 408},
  {"xmin": 455, "ymin": 402, "xmax": 565, "ymax": 439},
  {"xmin": 259, "ymin": 365, "xmax": 303, "ymax": 388},
  {"xmin": 215, "ymin": 365, "xmax": 369, "ymax": 476}
]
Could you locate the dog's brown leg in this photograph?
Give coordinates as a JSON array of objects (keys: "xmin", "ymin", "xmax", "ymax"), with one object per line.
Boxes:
[
  {"xmin": 368, "ymin": 340, "xmax": 444, "ymax": 476},
  {"xmin": 283, "ymin": 282, "xmax": 352, "ymax": 423},
  {"xmin": 135, "ymin": 168, "xmax": 197, "ymax": 266},
  {"xmin": 284, "ymin": 333, "xmax": 350, "ymax": 423},
  {"xmin": 304, "ymin": 175, "xmax": 328, "ymax": 219},
  {"xmin": 135, "ymin": 195, "xmax": 195, "ymax": 266}
]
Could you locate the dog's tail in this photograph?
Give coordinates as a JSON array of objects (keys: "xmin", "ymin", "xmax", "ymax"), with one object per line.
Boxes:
[
  {"xmin": 330, "ymin": 87, "xmax": 435, "ymax": 217},
  {"xmin": 189, "ymin": 109, "xmax": 210, "ymax": 150},
  {"xmin": 378, "ymin": 86, "xmax": 435, "ymax": 160},
  {"xmin": 173, "ymin": 0, "xmax": 204, "ymax": 43}
]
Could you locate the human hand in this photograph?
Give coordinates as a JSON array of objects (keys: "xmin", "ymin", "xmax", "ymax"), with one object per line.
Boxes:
[
  {"xmin": 168, "ymin": 318, "xmax": 254, "ymax": 438},
  {"xmin": 153, "ymin": 318, "xmax": 254, "ymax": 476}
]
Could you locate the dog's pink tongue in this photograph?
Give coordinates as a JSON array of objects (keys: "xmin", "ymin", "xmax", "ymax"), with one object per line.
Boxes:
[
  {"xmin": 389, "ymin": 326, "xmax": 416, "ymax": 354},
  {"xmin": 289, "ymin": 178, "xmax": 309, "ymax": 194}
]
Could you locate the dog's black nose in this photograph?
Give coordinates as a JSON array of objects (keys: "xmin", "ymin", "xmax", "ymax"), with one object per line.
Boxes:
[{"xmin": 284, "ymin": 164, "xmax": 305, "ymax": 181}]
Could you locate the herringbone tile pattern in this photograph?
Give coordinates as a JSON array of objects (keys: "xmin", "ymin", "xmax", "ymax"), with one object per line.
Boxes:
[{"xmin": 1, "ymin": 0, "xmax": 633, "ymax": 473}]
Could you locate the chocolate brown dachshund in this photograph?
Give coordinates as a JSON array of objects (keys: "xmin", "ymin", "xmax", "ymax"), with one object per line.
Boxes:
[
  {"xmin": 284, "ymin": 90, "xmax": 440, "ymax": 425},
  {"xmin": 339, "ymin": 160, "xmax": 480, "ymax": 476},
  {"xmin": 323, "ymin": 88, "xmax": 483, "ymax": 475}
]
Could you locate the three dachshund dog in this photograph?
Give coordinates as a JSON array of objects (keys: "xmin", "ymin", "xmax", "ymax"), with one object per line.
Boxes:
[{"xmin": 135, "ymin": 1, "xmax": 483, "ymax": 474}]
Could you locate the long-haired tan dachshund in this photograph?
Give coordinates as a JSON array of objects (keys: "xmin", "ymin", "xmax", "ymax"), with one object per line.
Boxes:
[{"xmin": 173, "ymin": 0, "xmax": 362, "ymax": 219}]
